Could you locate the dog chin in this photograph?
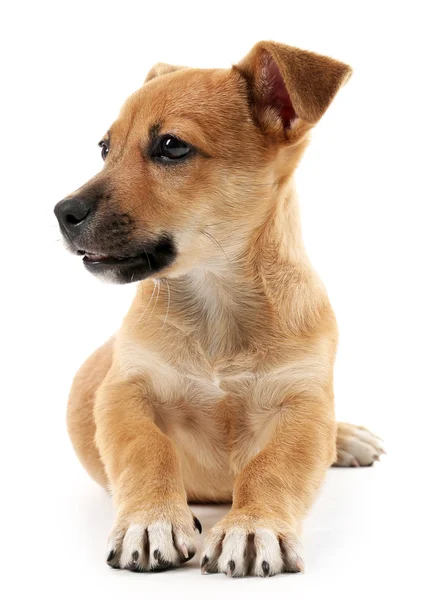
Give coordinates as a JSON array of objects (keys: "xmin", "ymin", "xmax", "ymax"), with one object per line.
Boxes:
[
  {"xmin": 78, "ymin": 235, "xmax": 177, "ymax": 284},
  {"xmin": 83, "ymin": 258, "xmax": 169, "ymax": 284}
]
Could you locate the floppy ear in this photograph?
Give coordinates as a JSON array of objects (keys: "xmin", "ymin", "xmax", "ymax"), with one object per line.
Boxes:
[
  {"xmin": 236, "ymin": 41, "xmax": 352, "ymax": 130},
  {"xmin": 145, "ymin": 62, "xmax": 187, "ymax": 83}
]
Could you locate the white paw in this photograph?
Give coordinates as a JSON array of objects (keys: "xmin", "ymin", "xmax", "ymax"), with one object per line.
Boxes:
[
  {"xmin": 335, "ymin": 423, "xmax": 386, "ymax": 467},
  {"xmin": 201, "ymin": 515, "xmax": 303, "ymax": 577},
  {"xmin": 106, "ymin": 508, "xmax": 202, "ymax": 571}
]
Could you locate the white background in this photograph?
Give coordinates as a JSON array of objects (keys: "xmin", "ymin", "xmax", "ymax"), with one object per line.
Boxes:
[{"xmin": 1, "ymin": 1, "xmax": 434, "ymax": 598}]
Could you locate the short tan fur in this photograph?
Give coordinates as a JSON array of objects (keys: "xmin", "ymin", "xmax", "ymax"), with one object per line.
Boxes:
[{"xmin": 60, "ymin": 41, "xmax": 384, "ymax": 577}]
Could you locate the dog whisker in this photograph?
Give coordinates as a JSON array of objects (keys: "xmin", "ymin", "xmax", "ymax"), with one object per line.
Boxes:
[
  {"xmin": 137, "ymin": 242, "xmax": 152, "ymax": 272},
  {"xmin": 200, "ymin": 229, "xmax": 231, "ymax": 265},
  {"xmin": 161, "ymin": 278, "xmax": 171, "ymax": 330},
  {"xmin": 129, "ymin": 281, "xmax": 157, "ymax": 332},
  {"xmin": 146, "ymin": 279, "xmax": 160, "ymax": 325}
]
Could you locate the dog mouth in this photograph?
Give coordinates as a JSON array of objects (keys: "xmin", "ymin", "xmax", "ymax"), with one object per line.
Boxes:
[
  {"xmin": 73, "ymin": 236, "xmax": 176, "ymax": 283},
  {"xmin": 80, "ymin": 251, "xmax": 150, "ymax": 266}
]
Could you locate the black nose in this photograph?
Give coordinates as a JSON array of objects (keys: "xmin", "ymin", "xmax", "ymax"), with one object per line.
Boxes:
[{"xmin": 54, "ymin": 197, "xmax": 94, "ymax": 238}]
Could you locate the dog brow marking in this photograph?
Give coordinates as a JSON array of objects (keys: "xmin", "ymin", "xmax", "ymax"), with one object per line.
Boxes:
[{"xmin": 149, "ymin": 122, "xmax": 162, "ymax": 141}]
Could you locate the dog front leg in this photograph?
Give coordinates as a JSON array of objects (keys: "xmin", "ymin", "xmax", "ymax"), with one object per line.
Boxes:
[
  {"xmin": 201, "ymin": 395, "xmax": 336, "ymax": 577},
  {"xmin": 94, "ymin": 373, "xmax": 200, "ymax": 571}
]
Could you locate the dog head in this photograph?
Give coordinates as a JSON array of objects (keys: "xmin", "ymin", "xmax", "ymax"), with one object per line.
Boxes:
[{"xmin": 54, "ymin": 42, "xmax": 351, "ymax": 283}]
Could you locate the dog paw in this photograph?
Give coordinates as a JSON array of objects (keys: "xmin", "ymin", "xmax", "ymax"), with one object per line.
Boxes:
[
  {"xmin": 106, "ymin": 504, "xmax": 202, "ymax": 572},
  {"xmin": 200, "ymin": 512, "xmax": 303, "ymax": 577},
  {"xmin": 335, "ymin": 422, "xmax": 385, "ymax": 467}
]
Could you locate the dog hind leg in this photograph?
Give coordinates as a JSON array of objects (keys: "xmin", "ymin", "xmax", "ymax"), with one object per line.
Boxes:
[{"xmin": 334, "ymin": 422, "xmax": 385, "ymax": 467}]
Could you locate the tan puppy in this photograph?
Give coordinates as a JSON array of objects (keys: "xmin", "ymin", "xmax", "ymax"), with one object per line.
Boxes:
[{"xmin": 55, "ymin": 41, "xmax": 384, "ymax": 577}]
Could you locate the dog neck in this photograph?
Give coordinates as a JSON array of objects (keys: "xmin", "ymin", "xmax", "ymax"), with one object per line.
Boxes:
[{"xmin": 157, "ymin": 178, "xmax": 326, "ymax": 357}]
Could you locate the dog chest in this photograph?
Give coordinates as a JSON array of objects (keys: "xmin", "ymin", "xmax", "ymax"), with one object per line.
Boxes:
[{"xmin": 116, "ymin": 336, "xmax": 329, "ymax": 485}]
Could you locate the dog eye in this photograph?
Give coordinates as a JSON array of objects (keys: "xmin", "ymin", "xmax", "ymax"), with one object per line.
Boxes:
[
  {"xmin": 156, "ymin": 135, "xmax": 192, "ymax": 160},
  {"xmin": 98, "ymin": 140, "xmax": 109, "ymax": 160}
]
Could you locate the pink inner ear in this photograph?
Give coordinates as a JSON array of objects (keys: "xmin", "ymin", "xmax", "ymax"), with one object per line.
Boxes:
[{"xmin": 262, "ymin": 55, "xmax": 296, "ymax": 128}]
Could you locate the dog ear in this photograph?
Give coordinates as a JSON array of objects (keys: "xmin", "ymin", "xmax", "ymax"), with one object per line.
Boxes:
[
  {"xmin": 145, "ymin": 62, "xmax": 187, "ymax": 83},
  {"xmin": 236, "ymin": 42, "xmax": 352, "ymax": 131}
]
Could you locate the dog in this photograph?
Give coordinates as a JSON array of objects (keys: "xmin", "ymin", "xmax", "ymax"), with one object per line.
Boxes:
[{"xmin": 54, "ymin": 41, "xmax": 384, "ymax": 577}]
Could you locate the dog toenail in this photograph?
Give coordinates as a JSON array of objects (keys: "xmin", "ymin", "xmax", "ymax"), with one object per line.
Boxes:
[
  {"xmin": 262, "ymin": 561, "xmax": 270, "ymax": 576},
  {"xmin": 201, "ymin": 556, "xmax": 209, "ymax": 574},
  {"xmin": 152, "ymin": 549, "xmax": 171, "ymax": 568},
  {"xmin": 193, "ymin": 516, "xmax": 202, "ymax": 534},
  {"xmin": 107, "ymin": 550, "xmax": 115, "ymax": 562},
  {"xmin": 132, "ymin": 550, "xmax": 139, "ymax": 562},
  {"xmin": 295, "ymin": 557, "xmax": 305, "ymax": 573}
]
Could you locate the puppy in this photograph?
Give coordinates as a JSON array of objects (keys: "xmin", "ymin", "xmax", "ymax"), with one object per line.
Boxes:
[{"xmin": 55, "ymin": 41, "xmax": 384, "ymax": 577}]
